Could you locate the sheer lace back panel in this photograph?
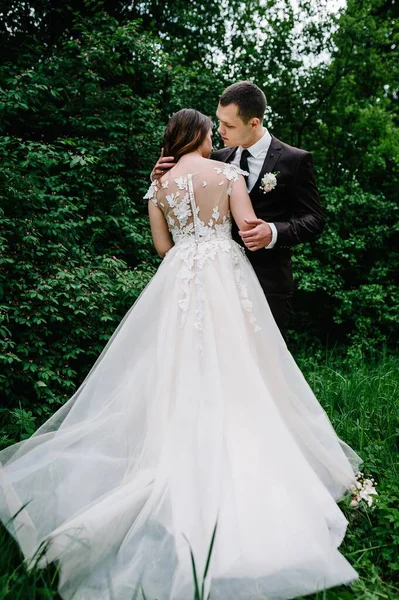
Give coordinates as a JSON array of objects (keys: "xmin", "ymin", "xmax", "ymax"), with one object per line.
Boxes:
[
  {"xmin": 144, "ymin": 157, "xmax": 257, "ymax": 345},
  {"xmin": 145, "ymin": 158, "xmax": 245, "ymax": 244}
]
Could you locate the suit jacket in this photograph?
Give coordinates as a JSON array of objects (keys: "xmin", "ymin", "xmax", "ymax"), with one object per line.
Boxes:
[{"xmin": 211, "ymin": 136, "xmax": 324, "ymax": 293}]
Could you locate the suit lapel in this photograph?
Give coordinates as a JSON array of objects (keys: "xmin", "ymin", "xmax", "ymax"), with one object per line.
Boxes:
[
  {"xmin": 251, "ymin": 136, "xmax": 282, "ymax": 196},
  {"xmin": 217, "ymin": 137, "xmax": 283, "ymax": 195}
]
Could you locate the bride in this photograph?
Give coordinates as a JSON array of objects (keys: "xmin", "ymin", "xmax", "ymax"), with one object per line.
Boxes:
[{"xmin": 0, "ymin": 108, "xmax": 362, "ymax": 600}]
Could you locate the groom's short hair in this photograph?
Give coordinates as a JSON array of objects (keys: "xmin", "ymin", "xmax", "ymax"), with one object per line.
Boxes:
[{"xmin": 219, "ymin": 81, "xmax": 266, "ymax": 123}]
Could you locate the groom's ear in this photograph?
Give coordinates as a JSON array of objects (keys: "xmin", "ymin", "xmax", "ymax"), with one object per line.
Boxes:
[{"xmin": 249, "ymin": 117, "xmax": 261, "ymax": 129}]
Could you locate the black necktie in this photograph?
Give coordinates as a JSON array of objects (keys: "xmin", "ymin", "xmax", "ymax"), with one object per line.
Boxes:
[{"xmin": 239, "ymin": 149, "xmax": 251, "ymax": 183}]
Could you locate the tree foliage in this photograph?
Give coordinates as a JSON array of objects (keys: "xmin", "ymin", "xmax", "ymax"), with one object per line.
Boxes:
[{"xmin": 0, "ymin": 12, "xmax": 165, "ymax": 416}]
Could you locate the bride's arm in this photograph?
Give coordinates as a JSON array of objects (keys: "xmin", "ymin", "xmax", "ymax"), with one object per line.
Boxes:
[
  {"xmin": 229, "ymin": 175, "xmax": 257, "ymax": 233},
  {"xmin": 148, "ymin": 201, "xmax": 174, "ymax": 258}
]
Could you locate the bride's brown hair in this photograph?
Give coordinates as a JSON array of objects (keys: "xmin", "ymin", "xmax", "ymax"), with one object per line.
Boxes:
[{"xmin": 162, "ymin": 108, "xmax": 212, "ymax": 164}]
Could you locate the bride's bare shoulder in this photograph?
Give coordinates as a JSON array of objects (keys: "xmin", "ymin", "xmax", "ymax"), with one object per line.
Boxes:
[{"xmin": 204, "ymin": 158, "xmax": 227, "ymax": 169}]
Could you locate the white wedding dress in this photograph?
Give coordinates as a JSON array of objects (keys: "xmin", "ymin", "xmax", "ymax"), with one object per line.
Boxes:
[{"xmin": 0, "ymin": 156, "xmax": 361, "ymax": 600}]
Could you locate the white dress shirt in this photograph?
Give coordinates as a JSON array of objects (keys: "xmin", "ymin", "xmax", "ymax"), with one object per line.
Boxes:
[{"xmin": 230, "ymin": 129, "xmax": 278, "ymax": 249}]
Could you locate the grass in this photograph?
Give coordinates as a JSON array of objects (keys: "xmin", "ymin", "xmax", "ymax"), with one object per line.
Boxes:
[
  {"xmin": 1, "ymin": 348, "xmax": 398, "ymax": 599},
  {"xmin": 295, "ymin": 347, "xmax": 399, "ymax": 599}
]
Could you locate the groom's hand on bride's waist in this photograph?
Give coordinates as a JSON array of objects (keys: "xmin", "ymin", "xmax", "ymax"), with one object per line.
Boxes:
[
  {"xmin": 239, "ymin": 219, "xmax": 272, "ymax": 251},
  {"xmin": 151, "ymin": 149, "xmax": 176, "ymax": 180}
]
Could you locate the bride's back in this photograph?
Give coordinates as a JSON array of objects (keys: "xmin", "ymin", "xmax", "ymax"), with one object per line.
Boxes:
[{"xmin": 147, "ymin": 155, "xmax": 243, "ymax": 243}]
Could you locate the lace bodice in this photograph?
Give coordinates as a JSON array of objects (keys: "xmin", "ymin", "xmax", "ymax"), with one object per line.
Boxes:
[
  {"xmin": 144, "ymin": 158, "xmax": 247, "ymax": 245},
  {"xmin": 144, "ymin": 156, "xmax": 259, "ymax": 348}
]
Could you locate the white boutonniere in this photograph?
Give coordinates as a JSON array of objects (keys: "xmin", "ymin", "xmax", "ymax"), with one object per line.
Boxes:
[{"xmin": 260, "ymin": 171, "xmax": 279, "ymax": 193}]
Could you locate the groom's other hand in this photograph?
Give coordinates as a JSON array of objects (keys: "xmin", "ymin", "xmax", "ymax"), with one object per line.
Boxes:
[
  {"xmin": 151, "ymin": 148, "xmax": 176, "ymax": 180},
  {"xmin": 239, "ymin": 219, "xmax": 272, "ymax": 251}
]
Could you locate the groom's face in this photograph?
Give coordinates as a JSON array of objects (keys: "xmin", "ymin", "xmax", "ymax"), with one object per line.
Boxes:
[{"xmin": 216, "ymin": 103, "xmax": 254, "ymax": 148}]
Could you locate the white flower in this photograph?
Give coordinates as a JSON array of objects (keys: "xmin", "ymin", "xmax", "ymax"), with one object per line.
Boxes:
[
  {"xmin": 350, "ymin": 471, "xmax": 378, "ymax": 509},
  {"xmin": 184, "ymin": 222, "xmax": 194, "ymax": 235},
  {"xmin": 166, "ymin": 192, "xmax": 180, "ymax": 208},
  {"xmin": 241, "ymin": 299, "xmax": 253, "ymax": 312},
  {"xmin": 221, "ymin": 165, "xmax": 238, "ymax": 181},
  {"xmin": 174, "ymin": 195, "xmax": 191, "ymax": 225},
  {"xmin": 177, "ymin": 265, "xmax": 194, "ymax": 281},
  {"xmin": 213, "ymin": 164, "xmax": 248, "ymax": 182},
  {"xmin": 260, "ymin": 172, "xmax": 278, "ymax": 193},
  {"xmin": 212, "ymin": 207, "xmax": 220, "ymax": 220},
  {"xmin": 143, "ymin": 180, "xmax": 158, "ymax": 200},
  {"xmin": 174, "ymin": 176, "xmax": 188, "ymax": 190}
]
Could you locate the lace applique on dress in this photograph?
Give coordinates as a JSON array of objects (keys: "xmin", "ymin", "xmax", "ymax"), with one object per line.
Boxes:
[
  {"xmin": 213, "ymin": 163, "xmax": 249, "ymax": 196},
  {"xmin": 232, "ymin": 252, "xmax": 261, "ymax": 333},
  {"xmin": 147, "ymin": 167, "xmax": 260, "ymax": 349},
  {"xmin": 174, "ymin": 176, "xmax": 188, "ymax": 190},
  {"xmin": 213, "ymin": 163, "xmax": 248, "ymax": 181},
  {"xmin": 143, "ymin": 180, "xmax": 159, "ymax": 206}
]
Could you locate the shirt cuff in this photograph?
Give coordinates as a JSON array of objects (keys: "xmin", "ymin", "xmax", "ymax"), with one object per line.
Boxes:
[{"xmin": 265, "ymin": 222, "xmax": 278, "ymax": 249}]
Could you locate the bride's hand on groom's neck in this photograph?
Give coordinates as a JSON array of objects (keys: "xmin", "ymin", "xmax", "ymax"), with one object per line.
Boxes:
[{"xmin": 151, "ymin": 148, "xmax": 176, "ymax": 181}]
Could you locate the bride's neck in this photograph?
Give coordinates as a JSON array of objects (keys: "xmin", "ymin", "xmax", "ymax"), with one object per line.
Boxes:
[{"xmin": 179, "ymin": 150, "xmax": 203, "ymax": 160}]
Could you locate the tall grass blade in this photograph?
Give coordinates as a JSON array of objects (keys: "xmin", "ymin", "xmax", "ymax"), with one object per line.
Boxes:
[
  {"xmin": 182, "ymin": 533, "xmax": 201, "ymax": 600},
  {"xmin": 201, "ymin": 521, "xmax": 218, "ymax": 599}
]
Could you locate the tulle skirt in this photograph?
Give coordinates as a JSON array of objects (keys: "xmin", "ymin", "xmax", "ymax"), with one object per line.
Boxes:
[{"xmin": 0, "ymin": 238, "xmax": 361, "ymax": 599}]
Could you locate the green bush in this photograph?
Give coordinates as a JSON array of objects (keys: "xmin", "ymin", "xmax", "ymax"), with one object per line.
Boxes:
[
  {"xmin": 291, "ymin": 178, "xmax": 399, "ymax": 349},
  {"xmin": 0, "ymin": 14, "xmax": 165, "ymax": 424}
]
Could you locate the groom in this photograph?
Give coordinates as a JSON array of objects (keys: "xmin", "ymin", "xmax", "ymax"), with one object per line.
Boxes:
[{"xmin": 153, "ymin": 81, "xmax": 324, "ymax": 340}]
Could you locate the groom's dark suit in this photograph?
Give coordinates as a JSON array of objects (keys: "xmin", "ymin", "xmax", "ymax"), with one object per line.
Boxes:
[{"xmin": 211, "ymin": 136, "xmax": 324, "ymax": 339}]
